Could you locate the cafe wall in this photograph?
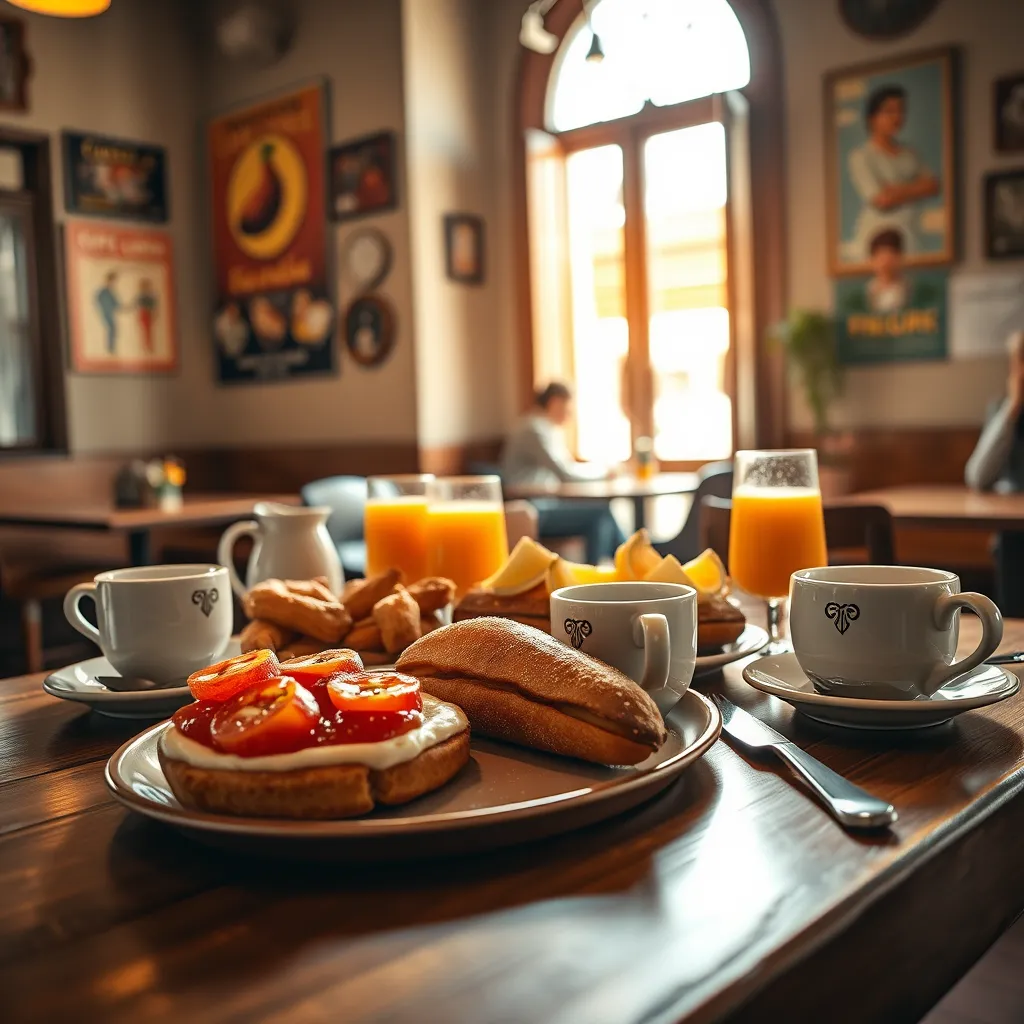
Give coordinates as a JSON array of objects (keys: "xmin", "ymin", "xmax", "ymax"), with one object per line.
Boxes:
[
  {"xmin": 402, "ymin": 0, "xmax": 510, "ymax": 454},
  {"xmin": 198, "ymin": 0, "xmax": 418, "ymax": 447},
  {"xmin": 778, "ymin": 0, "xmax": 1022, "ymax": 431},
  {"xmin": 0, "ymin": 0, "xmax": 208, "ymax": 453}
]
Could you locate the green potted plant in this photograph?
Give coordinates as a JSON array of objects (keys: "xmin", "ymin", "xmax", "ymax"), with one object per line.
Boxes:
[{"xmin": 771, "ymin": 310, "xmax": 852, "ymax": 497}]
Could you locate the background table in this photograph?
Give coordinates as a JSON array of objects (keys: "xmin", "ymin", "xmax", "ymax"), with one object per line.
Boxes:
[
  {"xmin": 506, "ymin": 472, "xmax": 699, "ymax": 531},
  {"xmin": 849, "ymin": 485, "xmax": 1024, "ymax": 532},
  {"xmin": 0, "ymin": 493, "xmax": 298, "ymax": 565},
  {"xmin": 3, "ymin": 618, "xmax": 1024, "ymax": 1021}
]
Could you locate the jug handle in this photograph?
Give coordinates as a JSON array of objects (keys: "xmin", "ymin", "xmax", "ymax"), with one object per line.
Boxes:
[{"xmin": 218, "ymin": 520, "xmax": 259, "ymax": 598}]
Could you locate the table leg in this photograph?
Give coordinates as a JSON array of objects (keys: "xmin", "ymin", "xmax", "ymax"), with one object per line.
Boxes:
[
  {"xmin": 632, "ymin": 496, "xmax": 646, "ymax": 533},
  {"xmin": 128, "ymin": 530, "xmax": 152, "ymax": 566}
]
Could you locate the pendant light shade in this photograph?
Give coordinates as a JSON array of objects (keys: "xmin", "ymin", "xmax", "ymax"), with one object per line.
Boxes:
[
  {"xmin": 6, "ymin": 0, "xmax": 110, "ymax": 16},
  {"xmin": 585, "ymin": 31, "xmax": 605, "ymax": 63}
]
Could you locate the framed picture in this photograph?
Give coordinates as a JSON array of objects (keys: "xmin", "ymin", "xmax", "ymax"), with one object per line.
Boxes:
[
  {"xmin": 64, "ymin": 221, "xmax": 178, "ymax": 374},
  {"xmin": 344, "ymin": 294, "xmax": 396, "ymax": 367},
  {"xmin": 985, "ymin": 169, "xmax": 1024, "ymax": 260},
  {"xmin": 994, "ymin": 73, "xmax": 1024, "ymax": 153},
  {"xmin": 329, "ymin": 131, "xmax": 397, "ymax": 222},
  {"xmin": 208, "ymin": 81, "xmax": 335, "ymax": 384},
  {"xmin": 444, "ymin": 213, "xmax": 484, "ymax": 285},
  {"xmin": 62, "ymin": 132, "xmax": 169, "ymax": 222},
  {"xmin": 824, "ymin": 46, "xmax": 957, "ymax": 277},
  {"xmin": 0, "ymin": 17, "xmax": 30, "ymax": 113}
]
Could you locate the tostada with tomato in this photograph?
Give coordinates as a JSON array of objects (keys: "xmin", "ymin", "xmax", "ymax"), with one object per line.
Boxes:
[{"xmin": 159, "ymin": 648, "xmax": 470, "ymax": 819}]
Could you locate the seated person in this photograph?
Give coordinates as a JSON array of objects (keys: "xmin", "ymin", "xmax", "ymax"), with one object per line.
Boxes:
[
  {"xmin": 501, "ymin": 382, "xmax": 625, "ymax": 564},
  {"xmin": 965, "ymin": 329, "xmax": 1024, "ymax": 614}
]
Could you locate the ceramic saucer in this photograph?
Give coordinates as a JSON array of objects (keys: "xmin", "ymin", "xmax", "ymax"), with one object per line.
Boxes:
[
  {"xmin": 743, "ymin": 652, "xmax": 1019, "ymax": 730},
  {"xmin": 693, "ymin": 624, "xmax": 770, "ymax": 678},
  {"xmin": 42, "ymin": 640, "xmax": 241, "ymax": 720}
]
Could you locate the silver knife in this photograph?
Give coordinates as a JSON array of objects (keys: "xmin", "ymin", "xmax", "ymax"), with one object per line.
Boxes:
[{"xmin": 713, "ymin": 694, "xmax": 898, "ymax": 831}]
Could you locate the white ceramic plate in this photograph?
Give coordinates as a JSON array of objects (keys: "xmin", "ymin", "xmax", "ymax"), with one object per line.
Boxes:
[
  {"xmin": 42, "ymin": 640, "xmax": 241, "ymax": 720},
  {"xmin": 104, "ymin": 689, "xmax": 721, "ymax": 859},
  {"xmin": 693, "ymin": 624, "xmax": 769, "ymax": 677},
  {"xmin": 744, "ymin": 652, "xmax": 1020, "ymax": 730}
]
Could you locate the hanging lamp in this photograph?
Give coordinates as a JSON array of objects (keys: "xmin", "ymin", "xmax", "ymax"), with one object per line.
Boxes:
[{"xmin": 6, "ymin": 0, "xmax": 110, "ymax": 17}]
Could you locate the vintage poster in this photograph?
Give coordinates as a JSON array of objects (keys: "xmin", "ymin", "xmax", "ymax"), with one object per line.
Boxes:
[
  {"xmin": 63, "ymin": 132, "xmax": 169, "ymax": 222},
  {"xmin": 208, "ymin": 81, "xmax": 334, "ymax": 384},
  {"xmin": 65, "ymin": 221, "xmax": 178, "ymax": 374},
  {"xmin": 825, "ymin": 47, "xmax": 955, "ymax": 276},
  {"xmin": 834, "ymin": 255, "xmax": 947, "ymax": 365}
]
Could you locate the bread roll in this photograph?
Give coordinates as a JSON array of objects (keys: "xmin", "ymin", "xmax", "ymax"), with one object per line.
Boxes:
[
  {"xmin": 698, "ymin": 595, "xmax": 746, "ymax": 650},
  {"xmin": 397, "ymin": 617, "xmax": 666, "ymax": 765},
  {"xmin": 453, "ymin": 583, "xmax": 550, "ymax": 632}
]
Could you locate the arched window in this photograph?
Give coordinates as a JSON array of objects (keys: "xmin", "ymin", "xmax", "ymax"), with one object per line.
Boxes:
[
  {"xmin": 549, "ymin": 0, "xmax": 750, "ymax": 132},
  {"xmin": 520, "ymin": 0, "xmax": 781, "ymax": 468}
]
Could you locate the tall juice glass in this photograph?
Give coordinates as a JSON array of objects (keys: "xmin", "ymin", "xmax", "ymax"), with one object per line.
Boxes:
[
  {"xmin": 729, "ymin": 450, "xmax": 828, "ymax": 653},
  {"xmin": 426, "ymin": 476, "xmax": 509, "ymax": 598},
  {"xmin": 365, "ymin": 475, "xmax": 433, "ymax": 583}
]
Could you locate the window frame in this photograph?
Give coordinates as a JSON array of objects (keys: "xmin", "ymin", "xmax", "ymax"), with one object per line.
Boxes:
[
  {"xmin": 514, "ymin": 0, "xmax": 787, "ymax": 453},
  {"xmin": 0, "ymin": 129, "xmax": 66, "ymax": 457}
]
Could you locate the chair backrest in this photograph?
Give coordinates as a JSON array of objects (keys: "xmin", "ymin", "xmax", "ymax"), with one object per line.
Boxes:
[
  {"xmin": 699, "ymin": 497, "xmax": 896, "ymax": 569},
  {"xmin": 504, "ymin": 500, "xmax": 539, "ymax": 547},
  {"xmin": 300, "ymin": 476, "xmax": 367, "ymax": 545},
  {"xmin": 655, "ymin": 460, "xmax": 734, "ymax": 563}
]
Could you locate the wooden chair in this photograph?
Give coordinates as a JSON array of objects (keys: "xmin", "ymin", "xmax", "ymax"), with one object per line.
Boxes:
[
  {"xmin": 655, "ymin": 460, "xmax": 733, "ymax": 563},
  {"xmin": 2, "ymin": 563, "xmax": 108, "ymax": 673},
  {"xmin": 699, "ymin": 497, "xmax": 896, "ymax": 568}
]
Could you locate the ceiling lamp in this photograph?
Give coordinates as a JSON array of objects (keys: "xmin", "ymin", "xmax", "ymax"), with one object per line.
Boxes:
[
  {"xmin": 585, "ymin": 31, "xmax": 605, "ymax": 63},
  {"xmin": 6, "ymin": 0, "xmax": 110, "ymax": 16}
]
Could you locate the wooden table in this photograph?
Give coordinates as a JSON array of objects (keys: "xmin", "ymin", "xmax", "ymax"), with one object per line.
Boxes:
[
  {"xmin": 4, "ymin": 620, "xmax": 1024, "ymax": 1022},
  {"xmin": 0, "ymin": 493, "xmax": 298, "ymax": 565},
  {"xmin": 850, "ymin": 485, "xmax": 1024, "ymax": 532},
  {"xmin": 506, "ymin": 472, "xmax": 699, "ymax": 531}
]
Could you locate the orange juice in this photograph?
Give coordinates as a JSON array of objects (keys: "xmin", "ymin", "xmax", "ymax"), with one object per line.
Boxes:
[
  {"xmin": 427, "ymin": 502, "xmax": 509, "ymax": 597},
  {"xmin": 365, "ymin": 497, "xmax": 429, "ymax": 582},
  {"xmin": 728, "ymin": 486, "xmax": 827, "ymax": 599}
]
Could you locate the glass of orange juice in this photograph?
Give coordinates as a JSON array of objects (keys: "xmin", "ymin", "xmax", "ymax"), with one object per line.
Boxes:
[
  {"xmin": 365, "ymin": 475, "xmax": 434, "ymax": 583},
  {"xmin": 426, "ymin": 476, "xmax": 509, "ymax": 598},
  {"xmin": 728, "ymin": 450, "xmax": 828, "ymax": 653}
]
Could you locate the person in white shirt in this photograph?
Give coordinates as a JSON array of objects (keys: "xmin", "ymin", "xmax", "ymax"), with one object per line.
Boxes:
[
  {"xmin": 847, "ymin": 84, "xmax": 940, "ymax": 262},
  {"xmin": 965, "ymin": 331, "xmax": 1024, "ymax": 614},
  {"xmin": 501, "ymin": 382, "xmax": 624, "ymax": 563}
]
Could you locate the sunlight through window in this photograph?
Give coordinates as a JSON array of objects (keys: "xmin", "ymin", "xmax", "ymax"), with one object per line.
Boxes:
[{"xmin": 548, "ymin": 0, "xmax": 751, "ymax": 132}]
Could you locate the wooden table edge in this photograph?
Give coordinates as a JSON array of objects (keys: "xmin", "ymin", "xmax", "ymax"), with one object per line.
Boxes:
[{"xmin": 675, "ymin": 759, "xmax": 1024, "ymax": 1024}]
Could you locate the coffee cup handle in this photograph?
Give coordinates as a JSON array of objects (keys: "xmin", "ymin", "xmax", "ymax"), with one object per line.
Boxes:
[
  {"xmin": 218, "ymin": 520, "xmax": 258, "ymax": 598},
  {"xmin": 925, "ymin": 592, "xmax": 1004, "ymax": 694},
  {"xmin": 632, "ymin": 612, "xmax": 671, "ymax": 695},
  {"xmin": 63, "ymin": 583, "xmax": 101, "ymax": 644}
]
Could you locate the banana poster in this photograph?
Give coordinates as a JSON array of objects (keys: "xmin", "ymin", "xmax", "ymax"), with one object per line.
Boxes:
[{"xmin": 208, "ymin": 81, "xmax": 335, "ymax": 383}]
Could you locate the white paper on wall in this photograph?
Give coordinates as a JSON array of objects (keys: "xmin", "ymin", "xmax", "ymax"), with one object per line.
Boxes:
[{"xmin": 949, "ymin": 271, "xmax": 1024, "ymax": 359}]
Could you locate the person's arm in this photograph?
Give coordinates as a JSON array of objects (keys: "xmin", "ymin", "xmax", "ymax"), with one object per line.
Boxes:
[
  {"xmin": 965, "ymin": 398, "xmax": 1020, "ymax": 491},
  {"xmin": 874, "ymin": 150, "xmax": 939, "ymax": 210},
  {"xmin": 521, "ymin": 420, "xmax": 606, "ymax": 483},
  {"xmin": 848, "ymin": 148, "xmax": 882, "ymax": 205}
]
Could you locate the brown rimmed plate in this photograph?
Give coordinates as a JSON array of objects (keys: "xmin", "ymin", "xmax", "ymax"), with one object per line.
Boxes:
[{"xmin": 104, "ymin": 690, "xmax": 721, "ymax": 859}]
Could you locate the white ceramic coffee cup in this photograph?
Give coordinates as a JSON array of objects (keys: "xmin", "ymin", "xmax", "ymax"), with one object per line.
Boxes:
[
  {"xmin": 63, "ymin": 564, "xmax": 233, "ymax": 683},
  {"xmin": 550, "ymin": 581, "xmax": 697, "ymax": 716},
  {"xmin": 789, "ymin": 565, "xmax": 1003, "ymax": 699}
]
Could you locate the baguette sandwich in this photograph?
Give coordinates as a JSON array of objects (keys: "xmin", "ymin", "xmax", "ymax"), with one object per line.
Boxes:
[{"xmin": 397, "ymin": 617, "xmax": 667, "ymax": 765}]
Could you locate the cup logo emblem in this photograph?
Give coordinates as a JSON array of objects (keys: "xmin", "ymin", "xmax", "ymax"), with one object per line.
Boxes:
[
  {"xmin": 825, "ymin": 602, "xmax": 860, "ymax": 635},
  {"xmin": 564, "ymin": 618, "xmax": 592, "ymax": 650},
  {"xmin": 192, "ymin": 589, "xmax": 219, "ymax": 618}
]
